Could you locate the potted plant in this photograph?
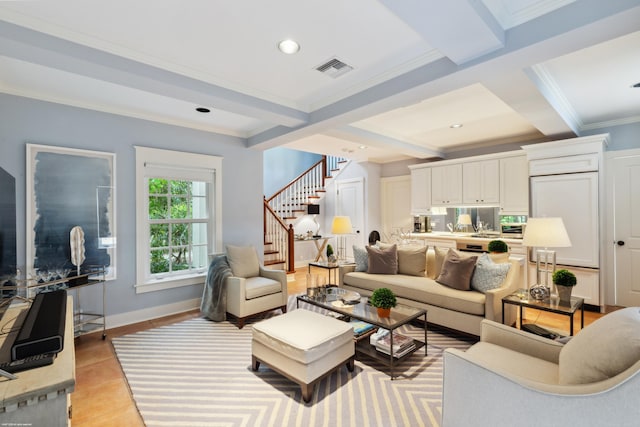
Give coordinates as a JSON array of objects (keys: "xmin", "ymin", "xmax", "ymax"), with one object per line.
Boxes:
[
  {"xmin": 487, "ymin": 239, "xmax": 509, "ymax": 253},
  {"xmin": 370, "ymin": 287, "xmax": 397, "ymax": 318},
  {"xmin": 553, "ymin": 269, "xmax": 577, "ymax": 304},
  {"xmin": 326, "ymin": 244, "xmax": 335, "ymax": 263}
]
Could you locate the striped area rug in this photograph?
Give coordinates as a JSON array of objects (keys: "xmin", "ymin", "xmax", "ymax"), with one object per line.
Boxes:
[{"xmin": 112, "ymin": 296, "xmax": 476, "ymax": 427}]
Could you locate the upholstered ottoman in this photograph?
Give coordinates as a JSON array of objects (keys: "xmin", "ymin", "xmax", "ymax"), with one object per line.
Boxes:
[{"xmin": 251, "ymin": 309, "xmax": 355, "ymax": 403}]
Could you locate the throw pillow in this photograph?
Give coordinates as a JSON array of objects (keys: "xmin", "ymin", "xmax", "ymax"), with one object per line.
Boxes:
[
  {"xmin": 427, "ymin": 246, "xmax": 449, "ymax": 279},
  {"xmin": 366, "ymin": 244, "xmax": 398, "ymax": 274},
  {"xmin": 226, "ymin": 245, "xmax": 260, "ymax": 278},
  {"xmin": 471, "ymin": 253, "xmax": 511, "ymax": 293},
  {"xmin": 436, "ymin": 248, "xmax": 477, "ymax": 291},
  {"xmin": 558, "ymin": 307, "xmax": 640, "ymax": 385},
  {"xmin": 352, "ymin": 245, "xmax": 368, "ymax": 272},
  {"xmin": 397, "ymin": 245, "xmax": 427, "ymax": 277}
]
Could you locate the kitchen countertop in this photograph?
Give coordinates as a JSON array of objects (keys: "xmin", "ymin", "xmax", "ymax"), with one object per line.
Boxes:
[{"xmin": 409, "ymin": 232, "xmax": 524, "ymax": 245}]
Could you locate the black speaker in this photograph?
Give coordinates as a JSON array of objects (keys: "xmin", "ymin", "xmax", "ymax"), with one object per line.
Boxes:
[{"xmin": 307, "ymin": 204, "xmax": 320, "ymax": 215}]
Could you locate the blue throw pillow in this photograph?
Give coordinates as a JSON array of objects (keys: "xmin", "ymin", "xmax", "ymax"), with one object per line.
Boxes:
[
  {"xmin": 353, "ymin": 246, "xmax": 368, "ymax": 272},
  {"xmin": 471, "ymin": 253, "xmax": 511, "ymax": 293}
]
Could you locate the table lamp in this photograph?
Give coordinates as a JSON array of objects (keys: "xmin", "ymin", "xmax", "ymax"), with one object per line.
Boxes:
[
  {"xmin": 522, "ymin": 217, "xmax": 572, "ymax": 296},
  {"xmin": 331, "ymin": 216, "xmax": 353, "ymax": 262},
  {"xmin": 457, "ymin": 214, "xmax": 472, "ymax": 233}
]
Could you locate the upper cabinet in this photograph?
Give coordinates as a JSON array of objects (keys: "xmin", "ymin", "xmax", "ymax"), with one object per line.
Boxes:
[
  {"xmin": 431, "ymin": 164, "xmax": 463, "ymax": 206},
  {"xmin": 410, "ymin": 167, "xmax": 431, "ymax": 214},
  {"xmin": 462, "ymin": 160, "xmax": 499, "ymax": 205},
  {"xmin": 499, "ymin": 155, "xmax": 529, "ymax": 215}
]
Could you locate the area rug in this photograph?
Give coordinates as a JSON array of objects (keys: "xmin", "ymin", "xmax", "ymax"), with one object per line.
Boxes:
[{"xmin": 112, "ymin": 296, "xmax": 476, "ymax": 427}]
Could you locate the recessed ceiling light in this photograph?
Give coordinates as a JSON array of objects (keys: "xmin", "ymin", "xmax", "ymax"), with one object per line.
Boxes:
[
  {"xmin": 450, "ymin": 123, "xmax": 463, "ymax": 129},
  {"xmin": 278, "ymin": 39, "xmax": 300, "ymax": 54},
  {"xmin": 195, "ymin": 107, "xmax": 210, "ymax": 113},
  {"xmin": 359, "ymin": 145, "xmax": 367, "ymax": 150}
]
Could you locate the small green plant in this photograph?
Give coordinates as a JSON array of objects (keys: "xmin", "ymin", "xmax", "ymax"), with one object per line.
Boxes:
[
  {"xmin": 326, "ymin": 244, "xmax": 334, "ymax": 257},
  {"xmin": 552, "ymin": 269, "xmax": 577, "ymax": 287},
  {"xmin": 370, "ymin": 287, "xmax": 397, "ymax": 309},
  {"xmin": 487, "ymin": 240, "xmax": 509, "ymax": 253}
]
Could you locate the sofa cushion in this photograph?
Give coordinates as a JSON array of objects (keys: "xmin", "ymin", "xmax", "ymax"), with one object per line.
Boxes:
[
  {"xmin": 466, "ymin": 342, "xmax": 559, "ymax": 384},
  {"xmin": 471, "ymin": 253, "xmax": 511, "ymax": 293},
  {"xmin": 366, "ymin": 244, "xmax": 398, "ymax": 274},
  {"xmin": 558, "ymin": 307, "xmax": 640, "ymax": 385},
  {"xmin": 244, "ymin": 276, "xmax": 282, "ymax": 300},
  {"xmin": 436, "ymin": 249, "xmax": 477, "ymax": 291},
  {"xmin": 343, "ymin": 272, "xmax": 486, "ymax": 316},
  {"xmin": 226, "ymin": 245, "xmax": 260, "ymax": 278},
  {"xmin": 397, "ymin": 245, "xmax": 427, "ymax": 277},
  {"xmin": 353, "ymin": 245, "xmax": 368, "ymax": 272}
]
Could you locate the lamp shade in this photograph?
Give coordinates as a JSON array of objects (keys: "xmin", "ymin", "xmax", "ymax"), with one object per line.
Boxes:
[
  {"xmin": 458, "ymin": 214, "xmax": 472, "ymax": 225},
  {"xmin": 331, "ymin": 216, "xmax": 353, "ymax": 235},
  {"xmin": 522, "ymin": 217, "xmax": 572, "ymax": 248}
]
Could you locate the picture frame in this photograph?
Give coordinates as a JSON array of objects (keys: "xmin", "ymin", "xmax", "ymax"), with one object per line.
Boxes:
[{"xmin": 26, "ymin": 144, "xmax": 116, "ymax": 280}]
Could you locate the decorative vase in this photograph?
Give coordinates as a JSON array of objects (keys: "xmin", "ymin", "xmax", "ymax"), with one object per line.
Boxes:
[
  {"xmin": 557, "ymin": 286, "xmax": 573, "ymax": 304},
  {"xmin": 529, "ymin": 283, "xmax": 549, "ymax": 301},
  {"xmin": 377, "ymin": 307, "xmax": 391, "ymax": 318}
]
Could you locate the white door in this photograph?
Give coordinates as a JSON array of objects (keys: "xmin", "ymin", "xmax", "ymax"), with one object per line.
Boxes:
[
  {"xmin": 612, "ymin": 154, "xmax": 640, "ymax": 306},
  {"xmin": 336, "ymin": 178, "xmax": 365, "ymax": 257}
]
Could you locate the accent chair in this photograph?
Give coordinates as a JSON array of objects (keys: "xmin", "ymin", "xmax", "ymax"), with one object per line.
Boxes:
[
  {"xmin": 225, "ymin": 245, "xmax": 287, "ymax": 328},
  {"xmin": 442, "ymin": 308, "xmax": 640, "ymax": 427}
]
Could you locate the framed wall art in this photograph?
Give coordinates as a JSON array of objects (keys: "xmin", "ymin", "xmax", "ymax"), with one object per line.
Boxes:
[{"xmin": 26, "ymin": 144, "xmax": 116, "ymax": 280}]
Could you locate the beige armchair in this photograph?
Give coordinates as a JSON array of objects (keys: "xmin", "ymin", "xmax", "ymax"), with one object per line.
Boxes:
[
  {"xmin": 225, "ymin": 245, "xmax": 287, "ymax": 328},
  {"xmin": 442, "ymin": 308, "xmax": 640, "ymax": 427}
]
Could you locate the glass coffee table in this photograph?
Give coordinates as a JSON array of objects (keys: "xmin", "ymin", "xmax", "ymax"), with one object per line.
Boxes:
[{"xmin": 297, "ymin": 288, "xmax": 427, "ymax": 379}]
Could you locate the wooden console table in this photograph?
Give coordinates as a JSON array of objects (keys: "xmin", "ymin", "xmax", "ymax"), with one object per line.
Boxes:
[{"xmin": 0, "ymin": 296, "xmax": 75, "ymax": 426}]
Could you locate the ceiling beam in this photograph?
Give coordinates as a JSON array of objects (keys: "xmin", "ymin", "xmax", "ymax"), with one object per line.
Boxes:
[
  {"xmin": 0, "ymin": 20, "xmax": 308, "ymax": 128},
  {"xmin": 379, "ymin": 0, "xmax": 505, "ymax": 64}
]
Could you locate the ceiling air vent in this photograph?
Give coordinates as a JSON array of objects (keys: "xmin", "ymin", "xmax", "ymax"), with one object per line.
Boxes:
[{"xmin": 315, "ymin": 57, "xmax": 353, "ymax": 79}]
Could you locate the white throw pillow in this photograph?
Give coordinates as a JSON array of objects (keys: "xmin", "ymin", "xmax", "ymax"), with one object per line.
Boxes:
[
  {"xmin": 226, "ymin": 245, "xmax": 260, "ymax": 278},
  {"xmin": 558, "ymin": 307, "xmax": 640, "ymax": 384},
  {"xmin": 471, "ymin": 253, "xmax": 511, "ymax": 293},
  {"xmin": 352, "ymin": 245, "xmax": 368, "ymax": 272}
]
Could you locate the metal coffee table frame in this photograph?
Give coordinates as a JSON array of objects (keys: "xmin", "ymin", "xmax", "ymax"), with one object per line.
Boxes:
[{"xmin": 297, "ymin": 290, "xmax": 427, "ymax": 379}]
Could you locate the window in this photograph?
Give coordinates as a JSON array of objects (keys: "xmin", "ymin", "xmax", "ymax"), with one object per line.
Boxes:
[{"xmin": 135, "ymin": 147, "xmax": 222, "ymax": 293}]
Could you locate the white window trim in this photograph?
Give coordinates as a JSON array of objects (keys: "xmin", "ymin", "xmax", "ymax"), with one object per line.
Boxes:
[{"xmin": 135, "ymin": 146, "xmax": 222, "ymax": 293}]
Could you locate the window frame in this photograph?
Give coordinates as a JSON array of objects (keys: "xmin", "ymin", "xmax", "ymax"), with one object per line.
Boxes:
[{"xmin": 135, "ymin": 146, "xmax": 222, "ymax": 293}]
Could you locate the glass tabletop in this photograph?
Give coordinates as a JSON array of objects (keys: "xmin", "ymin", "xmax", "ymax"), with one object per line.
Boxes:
[
  {"xmin": 297, "ymin": 288, "xmax": 426, "ymax": 329},
  {"xmin": 503, "ymin": 293, "xmax": 584, "ymax": 314}
]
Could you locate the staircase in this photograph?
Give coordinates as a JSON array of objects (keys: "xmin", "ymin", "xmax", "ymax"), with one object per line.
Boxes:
[{"xmin": 264, "ymin": 155, "xmax": 348, "ymax": 272}]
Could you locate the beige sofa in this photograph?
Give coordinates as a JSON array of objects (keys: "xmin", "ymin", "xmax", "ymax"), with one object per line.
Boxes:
[{"xmin": 338, "ymin": 247, "xmax": 519, "ymax": 336}]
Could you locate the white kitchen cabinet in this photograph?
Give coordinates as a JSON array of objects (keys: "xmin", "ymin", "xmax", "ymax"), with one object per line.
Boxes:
[
  {"xmin": 431, "ymin": 164, "xmax": 462, "ymax": 206},
  {"xmin": 499, "ymin": 155, "xmax": 528, "ymax": 215},
  {"xmin": 463, "ymin": 159, "xmax": 499, "ymax": 205},
  {"xmin": 409, "ymin": 167, "xmax": 431, "ymax": 214}
]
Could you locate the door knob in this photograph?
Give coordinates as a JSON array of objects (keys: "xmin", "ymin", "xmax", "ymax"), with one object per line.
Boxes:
[{"xmin": 616, "ymin": 241, "xmax": 625, "ymax": 246}]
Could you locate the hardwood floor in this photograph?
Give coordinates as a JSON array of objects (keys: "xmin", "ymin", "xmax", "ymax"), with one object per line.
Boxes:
[{"xmin": 71, "ymin": 267, "xmax": 607, "ymax": 426}]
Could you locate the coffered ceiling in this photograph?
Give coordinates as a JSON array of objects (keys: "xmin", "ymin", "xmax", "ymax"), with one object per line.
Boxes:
[{"xmin": 0, "ymin": 1, "xmax": 638, "ymax": 163}]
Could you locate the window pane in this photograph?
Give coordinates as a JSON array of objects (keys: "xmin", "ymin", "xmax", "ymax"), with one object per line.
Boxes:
[
  {"xmin": 150, "ymin": 249, "xmax": 170, "ymax": 274},
  {"xmin": 171, "ymin": 180, "xmax": 190, "ymax": 195},
  {"xmin": 172, "ymin": 223, "xmax": 189, "ymax": 246},
  {"xmin": 150, "ymin": 224, "xmax": 169, "ymax": 248},
  {"xmin": 171, "ymin": 247, "xmax": 190, "ymax": 272},
  {"xmin": 191, "ymin": 223, "xmax": 207, "ymax": 245},
  {"xmin": 192, "ymin": 195, "xmax": 207, "ymax": 219},
  {"xmin": 191, "ymin": 181, "xmax": 207, "ymax": 197},
  {"xmin": 149, "ymin": 196, "xmax": 168, "ymax": 219},
  {"xmin": 191, "ymin": 245, "xmax": 208, "ymax": 269},
  {"xmin": 171, "ymin": 196, "xmax": 190, "ymax": 219},
  {"xmin": 148, "ymin": 178, "xmax": 168, "ymax": 194}
]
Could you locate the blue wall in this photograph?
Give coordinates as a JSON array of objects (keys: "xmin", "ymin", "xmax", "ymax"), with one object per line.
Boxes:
[
  {"xmin": 0, "ymin": 93, "xmax": 264, "ymax": 320},
  {"xmin": 263, "ymin": 147, "xmax": 322, "ymax": 197}
]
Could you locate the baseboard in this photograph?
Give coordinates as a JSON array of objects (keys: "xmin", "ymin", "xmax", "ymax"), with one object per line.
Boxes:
[{"xmin": 106, "ymin": 297, "xmax": 201, "ymax": 329}]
